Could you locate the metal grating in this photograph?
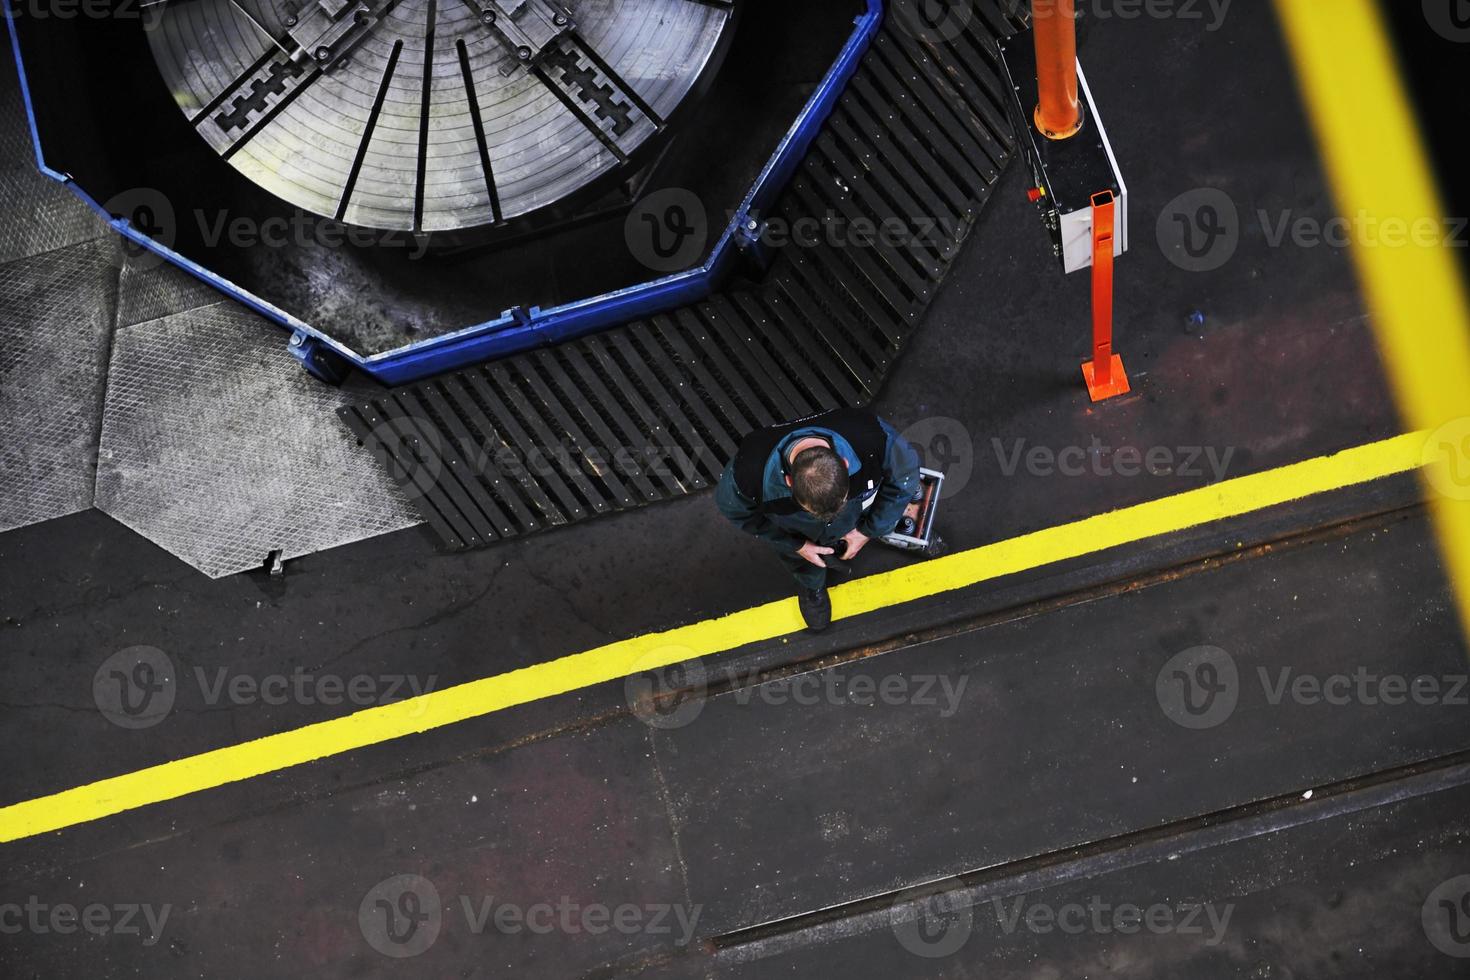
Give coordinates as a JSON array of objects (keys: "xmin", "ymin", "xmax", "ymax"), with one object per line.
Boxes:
[{"xmin": 343, "ymin": 1, "xmax": 1023, "ymax": 550}]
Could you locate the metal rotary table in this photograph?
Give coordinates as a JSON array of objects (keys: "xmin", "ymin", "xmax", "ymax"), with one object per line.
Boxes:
[{"xmin": 148, "ymin": 0, "xmax": 735, "ymax": 231}]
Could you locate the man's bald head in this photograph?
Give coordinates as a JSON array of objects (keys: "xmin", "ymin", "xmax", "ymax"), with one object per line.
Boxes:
[{"xmin": 790, "ymin": 446, "xmax": 848, "ymax": 520}]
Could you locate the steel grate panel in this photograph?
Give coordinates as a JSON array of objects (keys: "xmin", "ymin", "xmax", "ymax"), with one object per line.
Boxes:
[{"xmin": 345, "ymin": 0, "xmax": 1021, "ymax": 549}]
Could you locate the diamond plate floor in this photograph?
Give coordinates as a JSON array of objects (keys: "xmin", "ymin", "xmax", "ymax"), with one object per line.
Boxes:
[
  {"xmin": 93, "ymin": 303, "xmax": 420, "ymax": 577},
  {"xmin": 0, "ymin": 44, "xmax": 119, "ymax": 534},
  {"xmin": 114, "ymin": 251, "xmax": 227, "ymax": 330},
  {"xmin": 0, "ymin": 239, "xmax": 118, "ymax": 532},
  {"xmin": 1, "ymin": 45, "xmax": 422, "ymax": 574},
  {"xmin": 0, "ymin": 60, "xmax": 106, "ymax": 265}
]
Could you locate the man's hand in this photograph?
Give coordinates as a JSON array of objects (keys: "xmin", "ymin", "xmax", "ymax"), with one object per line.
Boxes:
[
  {"xmin": 841, "ymin": 529, "xmax": 871, "ymax": 559},
  {"xmin": 797, "ymin": 541, "xmax": 835, "ymax": 568}
]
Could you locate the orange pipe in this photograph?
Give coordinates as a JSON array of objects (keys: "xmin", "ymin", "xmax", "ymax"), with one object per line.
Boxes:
[{"xmin": 1032, "ymin": 0, "xmax": 1083, "ymax": 140}]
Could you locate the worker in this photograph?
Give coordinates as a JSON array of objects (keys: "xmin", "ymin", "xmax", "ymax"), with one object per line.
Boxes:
[{"xmin": 716, "ymin": 408, "xmax": 923, "ymax": 631}]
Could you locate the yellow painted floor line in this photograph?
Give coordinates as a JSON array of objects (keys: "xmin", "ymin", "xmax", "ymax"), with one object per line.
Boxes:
[
  {"xmin": 1276, "ymin": 0, "xmax": 1470, "ymax": 637},
  {"xmin": 0, "ymin": 431, "xmax": 1437, "ymax": 844}
]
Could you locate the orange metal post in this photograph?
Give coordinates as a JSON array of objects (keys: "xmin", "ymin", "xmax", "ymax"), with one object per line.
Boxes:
[
  {"xmin": 1032, "ymin": 0, "xmax": 1083, "ymax": 140},
  {"xmin": 1081, "ymin": 190, "xmax": 1130, "ymax": 400}
]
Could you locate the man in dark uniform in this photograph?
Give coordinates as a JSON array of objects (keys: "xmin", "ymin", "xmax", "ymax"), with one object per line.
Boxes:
[{"xmin": 715, "ymin": 408, "xmax": 922, "ymax": 631}]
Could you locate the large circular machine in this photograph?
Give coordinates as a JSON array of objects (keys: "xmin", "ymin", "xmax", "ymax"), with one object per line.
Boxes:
[{"xmin": 147, "ymin": 0, "xmax": 737, "ymax": 232}]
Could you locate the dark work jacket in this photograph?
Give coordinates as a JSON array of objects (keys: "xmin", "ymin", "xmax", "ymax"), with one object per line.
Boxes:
[{"xmin": 715, "ymin": 409, "xmax": 921, "ymax": 553}]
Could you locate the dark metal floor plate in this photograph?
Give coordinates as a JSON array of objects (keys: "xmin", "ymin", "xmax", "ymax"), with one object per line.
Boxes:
[
  {"xmin": 649, "ymin": 512, "xmax": 1470, "ymax": 934},
  {"xmin": 714, "ymin": 771, "xmax": 1470, "ymax": 979},
  {"xmin": 0, "ymin": 715, "xmax": 691, "ymax": 977}
]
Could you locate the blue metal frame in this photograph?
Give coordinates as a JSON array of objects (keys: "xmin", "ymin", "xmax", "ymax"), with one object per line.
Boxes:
[{"xmin": 5, "ymin": 0, "xmax": 884, "ymax": 385}]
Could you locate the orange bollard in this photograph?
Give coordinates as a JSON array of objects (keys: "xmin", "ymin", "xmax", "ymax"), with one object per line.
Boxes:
[{"xmin": 1081, "ymin": 190, "xmax": 1130, "ymax": 401}]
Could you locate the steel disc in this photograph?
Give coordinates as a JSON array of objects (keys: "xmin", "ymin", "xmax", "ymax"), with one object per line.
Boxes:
[{"xmin": 148, "ymin": 0, "xmax": 736, "ymax": 232}]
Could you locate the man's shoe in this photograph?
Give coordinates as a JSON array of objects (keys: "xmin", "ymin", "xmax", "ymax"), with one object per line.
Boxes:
[{"xmin": 797, "ymin": 586, "xmax": 832, "ymax": 631}]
